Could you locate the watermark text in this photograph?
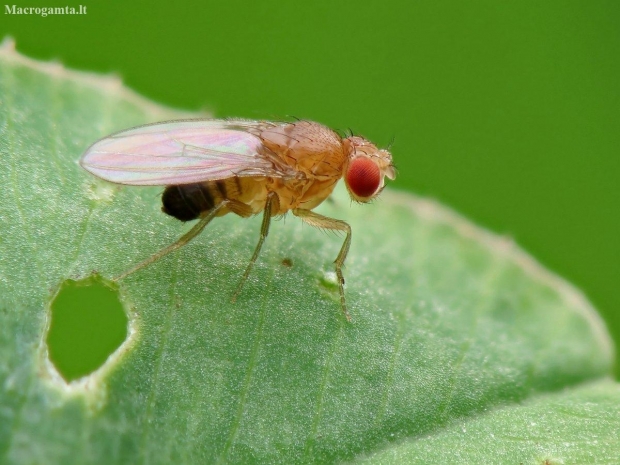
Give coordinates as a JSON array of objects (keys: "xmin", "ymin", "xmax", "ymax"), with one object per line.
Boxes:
[{"xmin": 5, "ymin": 5, "xmax": 87, "ymax": 17}]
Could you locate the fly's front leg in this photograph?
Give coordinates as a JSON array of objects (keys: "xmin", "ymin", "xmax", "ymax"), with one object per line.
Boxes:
[
  {"xmin": 231, "ymin": 192, "xmax": 278, "ymax": 302},
  {"xmin": 293, "ymin": 208, "xmax": 352, "ymax": 322},
  {"xmin": 113, "ymin": 201, "xmax": 227, "ymax": 281}
]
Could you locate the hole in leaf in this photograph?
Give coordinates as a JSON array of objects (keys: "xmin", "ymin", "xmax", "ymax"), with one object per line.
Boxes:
[{"xmin": 47, "ymin": 275, "xmax": 128, "ymax": 382}]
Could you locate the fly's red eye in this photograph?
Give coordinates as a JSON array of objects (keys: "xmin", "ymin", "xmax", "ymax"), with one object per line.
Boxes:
[{"xmin": 346, "ymin": 157, "xmax": 381, "ymax": 199}]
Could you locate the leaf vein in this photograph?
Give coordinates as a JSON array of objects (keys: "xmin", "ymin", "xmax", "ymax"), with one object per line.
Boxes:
[
  {"xmin": 138, "ymin": 256, "xmax": 180, "ymax": 464},
  {"xmin": 218, "ymin": 266, "xmax": 273, "ymax": 463},
  {"xmin": 303, "ymin": 321, "xmax": 345, "ymax": 458}
]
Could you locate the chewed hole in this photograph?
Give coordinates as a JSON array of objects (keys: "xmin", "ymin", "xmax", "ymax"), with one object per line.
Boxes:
[{"xmin": 47, "ymin": 275, "xmax": 128, "ymax": 382}]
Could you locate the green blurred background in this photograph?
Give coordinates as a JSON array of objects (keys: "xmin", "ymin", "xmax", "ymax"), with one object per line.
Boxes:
[{"xmin": 3, "ymin": 1, "xmax": 618, "ymax": 374}]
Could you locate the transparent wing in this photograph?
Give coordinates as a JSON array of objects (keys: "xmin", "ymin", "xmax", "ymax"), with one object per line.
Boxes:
[{"xmin": 80, "ymin": 119, "xmax": 294, "ymax": 185}]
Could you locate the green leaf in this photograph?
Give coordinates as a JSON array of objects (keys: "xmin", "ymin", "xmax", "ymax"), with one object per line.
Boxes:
[
  {"xmin": 0, "ymin": 42, "xmax": 616, "ymax": 464},
  {"xmin": 357, "ymin": 380, "xmax": 620, "ymax": 464}
]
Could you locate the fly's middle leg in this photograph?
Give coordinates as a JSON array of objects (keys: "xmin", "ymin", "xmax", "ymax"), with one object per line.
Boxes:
[
  {"xmin": 292, "ymin": 208, "xmax": 352, "ymax": 322},
  {"xmin": 231, "ymin": 192, "xmax": 278, "ymax": 302}
]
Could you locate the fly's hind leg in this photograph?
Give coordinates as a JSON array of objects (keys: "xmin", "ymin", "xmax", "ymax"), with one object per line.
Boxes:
[
  {"xmin": 113, "ymin": 200, "xmax": 246, "ymax": 281},
  {"xmin": 231, "ymin": 192, "xmax": 279, "ymax": 302},
  {"xmin": 292, "ymin": 208, "xmax": 352, "ymax": 322}
]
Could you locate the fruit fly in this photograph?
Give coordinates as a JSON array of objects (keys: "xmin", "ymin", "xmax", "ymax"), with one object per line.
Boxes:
[{"xmin": 80, "ymin": 119, "xmax": 395, "ymax": 321}]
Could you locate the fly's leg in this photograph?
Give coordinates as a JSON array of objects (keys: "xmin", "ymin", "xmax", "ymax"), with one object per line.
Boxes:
[
  {"xmin": 292, "ymin": 208, "xmax": 352, "ymax": 322},
  {"xmin": 113, "ymin": 201, "xmax": 228, "ymax": 281},
  {"xmin": 231, "ymin": 192, "xmax": 278, "ymax": 302}
]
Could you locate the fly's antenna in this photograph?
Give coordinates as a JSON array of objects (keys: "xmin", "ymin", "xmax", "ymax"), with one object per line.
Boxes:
[{"xmin": 387, "ymin": 135, "xmax": 396, "ymax": 151}]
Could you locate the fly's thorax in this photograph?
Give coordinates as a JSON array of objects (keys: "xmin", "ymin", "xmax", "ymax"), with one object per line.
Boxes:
[
  {"xmin": 267, "ymin": 175, "xmax": 339, "ymax": 213},
  {"xmin": 259, "ymin": 121, "xmax": 347, "ymax": 178},
  {"xmin": 342, "ymin": 136, "xmax": 396, "ymax": 202}
]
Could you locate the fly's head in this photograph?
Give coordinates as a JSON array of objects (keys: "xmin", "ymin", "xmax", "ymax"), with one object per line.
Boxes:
[{"xmin": 342, "ymin": 136, "xmax": 396, "ymax": 203}]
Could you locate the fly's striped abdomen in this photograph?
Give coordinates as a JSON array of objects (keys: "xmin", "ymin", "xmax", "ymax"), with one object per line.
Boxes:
[
  {"xmin": 162, "ymin": 178, "xmax": 265, "ymax": 222},
  {"xmin": 161, "ymin": 180, "xmax": 235, "ymax": 221}
]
